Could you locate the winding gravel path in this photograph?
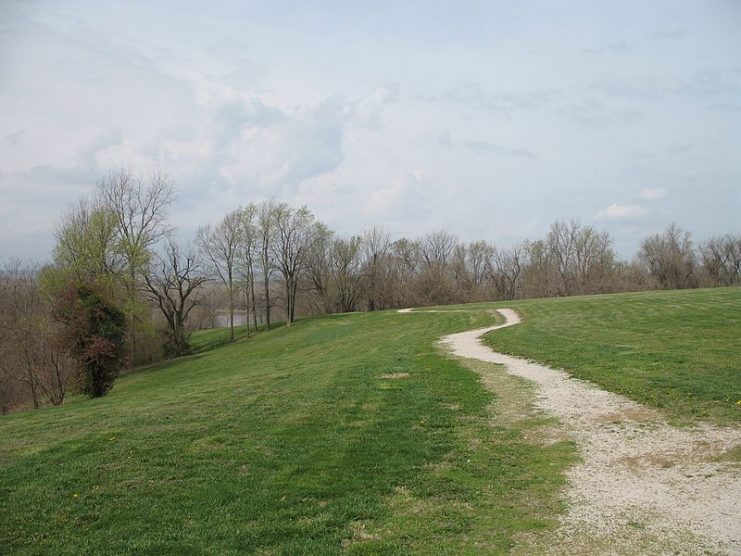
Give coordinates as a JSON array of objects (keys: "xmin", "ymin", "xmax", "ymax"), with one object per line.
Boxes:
[{"xmin": 414, "ymin": 308, "xmax": 740, "ymax": 554}]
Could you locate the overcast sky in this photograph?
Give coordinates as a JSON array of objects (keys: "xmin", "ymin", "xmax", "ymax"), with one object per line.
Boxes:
[{"xmin": 1, "ymin": 0, "xmax": 739, "ymax": 262}]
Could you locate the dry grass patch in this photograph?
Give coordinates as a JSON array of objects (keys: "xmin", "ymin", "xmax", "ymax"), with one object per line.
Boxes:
[
  {"xmin": 595, "ymin": 406, "xmax": 661, "ymax": 424},
  {"xmin": 377, "ymin": 372, "xmax": 410, "ymax": 379}
]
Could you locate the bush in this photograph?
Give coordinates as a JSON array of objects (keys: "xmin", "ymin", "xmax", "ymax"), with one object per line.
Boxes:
[{"xmin": 54, "ymin": 283, "xmax": 127, "ymax": 397}]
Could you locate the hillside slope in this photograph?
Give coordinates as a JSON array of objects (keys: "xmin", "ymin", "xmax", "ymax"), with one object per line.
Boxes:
[
  {"xmin": 483, "ymin": 287, "xmax": 741, "ymax": 424},
  {"xmin": 0, "ymin": 309, "xmax": 573, "ymax": 555},
  {"xmin": 2, "ymin": 288, "xmax": 737, "ymax": 554}
]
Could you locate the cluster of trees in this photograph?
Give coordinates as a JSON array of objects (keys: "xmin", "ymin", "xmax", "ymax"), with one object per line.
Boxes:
[
  {"xmin": 0, "ymin": 263, "xmax": 74, "ymax": 414},
  {"xmin": 302, "ymin": 221, "xmax": 739, "ymax": 311},
  {"xmin": 196, "ymin": 202, "xmax": 324, "ymax": 341},
  {"xmin": 0, "ymin": 264, "xmax": 127, "ymax": 414},
  {"xmin": 1, "ymin": 167, "xmax": 739, "ymax": 415},
  {"xmin": 1, "ymin": 169, "xmax": 180, "ymax": 414}
]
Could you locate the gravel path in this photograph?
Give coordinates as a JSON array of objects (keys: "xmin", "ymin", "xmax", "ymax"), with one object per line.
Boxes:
[{"xmin": 432, "ymin": 308, "xmax": 741, "ymax": 555}]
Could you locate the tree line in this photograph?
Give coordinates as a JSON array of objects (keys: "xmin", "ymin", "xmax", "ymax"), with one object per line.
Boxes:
[{"xmin": 1, "ymin": 168, "xmax": 739, "ymax": 414}]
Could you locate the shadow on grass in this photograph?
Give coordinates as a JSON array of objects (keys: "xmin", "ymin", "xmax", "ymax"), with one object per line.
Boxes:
[{"xmin": 190, "ymin": 321, "xmax": 286, "ymax": 354}]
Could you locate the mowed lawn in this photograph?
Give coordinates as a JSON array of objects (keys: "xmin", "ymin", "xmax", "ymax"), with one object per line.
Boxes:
[
  {"xmin": 0, "ymin": 309, "xmax": 574, "ymax": 555},
  {"xmin": 482, "ymin": 287, "xmax": 741, "ymax": 425}
]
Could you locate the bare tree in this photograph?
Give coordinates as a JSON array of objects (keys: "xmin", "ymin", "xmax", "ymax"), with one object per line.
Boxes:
[
  {"xmin": 0, "ymin": 285, "xmax": 11, "ymax": 412},
  {"xmin": 492, "ymin": 244, "xmax": 525, "ymax": 300},
  {"xmin": 362, "ymin": 227, "xmax": 391, "ymax": 311},
  {"xmin": 574, "ymin": 225, "xmax": 615, "ymax": 293},
  {"xmin": 0, "ymin": 357, "xmax": 13, "ymax": 415},
  {"xmin": 419, "ymin": 230, "xmax": 457, "ymax": 304},
  {"xmin": 307, "ymin": 232, "xmax": 364, "ymax": 314},
  {"xmin": 699, "ymin": 234, "xmax": 741, "ymax": 286},
  {"xmin": 2, "ymin": 263, "xmax": 44, "ymax": 409},
  {"xmin": 394, "ymin": 238, "xmax": 421, "ymax": 306},
  {"xmin": 521, "ymin": 239, "xmax": 555, "ymax": 298},
  {"xmin": 306, "ymin": 225, "xmax": 335, "ymax": 315},
  {"xmin": 421, "ymin": 230, "xmax": 457, "ymax": 267},
  {"xmin": 332, "ymin": 235, "xmax": 363, "ymax": 313},
  {"xmin": 450, "ymin": 243, "xmax": 471, "ymax": 301},
  {"xmin": 271, "ymin": 205, "xmax": 318, "ymax": 326},
  {"xmin": 257, "ymin": 200, "xmax": 277, "ymax": 328},
  {"xmin": 0, "ymin": 262, "xmax": 74, "ymax": 411},
  {"xmin": 542, "ymin": 221, "xmax": 616, "ymax": 295},
  {"xmin": 143, "ymin": 240, "xmax": 209, "ymax": 356},
  {"xmin": 97, "ymin": 168, "xmax": 175, "ymax": 362},
  {"xmin": 467, "ymin": 240, "xmax": 494, "ymax": 290},
  {"xmin": 197, "ymin": 209, "xmax": 242, "ymax": 342},
  {"xmin": 238, "ymin": 204, "xmax": 260, "ymax": 331},
  {"xmin": 546, "ymin": 220, "xmax": 579, "ymax": 296},
  {"xmin": 639, "ymin": 224, "xmax": 696, "ymax": 289}
]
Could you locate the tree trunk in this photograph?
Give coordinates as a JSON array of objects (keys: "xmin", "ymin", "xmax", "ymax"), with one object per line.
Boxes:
[
  {"xmin": 264, "ymin": 274, "xmax": 271, "ymax": 329},
  {"xmin": 249, "ymin": 271, "xmax": 258, "ymax": 330},
  {"xmin": 127, "ymin": 265, "xmax": 137, "ymax": 366},
  {"xmin": 228, "ymin": 280, "xmax": 235, "ymax": 342},
  {"xmin": 54, "ymin": 370, "xmax": 65, "ymax": 406},
  {"xmin": 244, "ymin": 283, "xmax": 251, "ymax": 338},
  {"xmin": 285, "ymin": 278, "xmax": 292, "ymax": 326},
  {"xmin": 28, "ymin": 371, "xmax": 39, "ymax": 410},
  {"xmin": 290, "ymin": 279, "xmax": 299, "ymax": 324}
]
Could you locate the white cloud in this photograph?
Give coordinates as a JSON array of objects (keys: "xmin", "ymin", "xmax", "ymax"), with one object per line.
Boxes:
[
  {"xmin": 1, "ymin": 1, "xmax": 740, "ymax": 263},
  {"xmin": 443, "ymin": 81, "xmax": 557, "ymax": 113},
  {"xmin": 354, "ymin": 86, "xmax": 399, "ymax": 128},
  {"xmin": 640, "ymin": 187, "xmax": 668, "ymax": 200},
  {"xmin": 462, "ymin": 140, "xmax": 536, "ymax": 159},
  {"xmin": 594, "ymin": 203, "xmax": 650, "ymax": 221},
  {"xmin": 218, "ymin": 95, "xmax": 348, "ymax": 193}
]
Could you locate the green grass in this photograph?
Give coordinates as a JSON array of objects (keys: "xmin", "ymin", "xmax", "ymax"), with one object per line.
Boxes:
[
  {"xmin": 188, "ymin": 322, "xmax": 284, "ymax": 354},
  {"xmin": 481, "ymin": 287, "xmax": 741, "ymax": 425},
  {"xmin": 3, "ymin": 288, "xmax": 736, "ymax": 554},
  {"xmin": 0, "ymin": 309, "xmax": 574, "ymax": 555}
]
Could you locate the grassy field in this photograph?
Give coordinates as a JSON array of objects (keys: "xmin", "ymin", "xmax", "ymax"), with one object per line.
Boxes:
[
  {"xmin": 2, "ymin": 288, "xmax": 737, "ymax": 554},
  {"xmin": 0, "ymin": 309, "xmax": 574, "ymax": 555},
  {"xmin": 482, "ymin": 287, "xmax": 741, "ymax": 425}
]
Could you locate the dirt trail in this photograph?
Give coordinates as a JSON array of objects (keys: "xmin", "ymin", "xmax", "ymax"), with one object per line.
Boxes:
[{"xmin": 413, "ymin": 307, "xmax": 740, "ymax": 555}]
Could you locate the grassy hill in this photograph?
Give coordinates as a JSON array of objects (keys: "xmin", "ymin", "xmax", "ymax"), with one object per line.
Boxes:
[
  {"xmin": 482, "ymin": 287, "xmax": 741, "ymax": 425},
  {"xmin": 1, "ymin": 287, "xmax": 738, "ymax": 554},
  {"xmin": 0, "ymin": 308, "xmax": 574, "ymax": 554}
]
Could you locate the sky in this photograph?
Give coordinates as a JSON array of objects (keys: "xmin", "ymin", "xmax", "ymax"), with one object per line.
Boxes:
[{"xmin": 1, "ymin": 0, "xmax": 739, "ymax": 262}]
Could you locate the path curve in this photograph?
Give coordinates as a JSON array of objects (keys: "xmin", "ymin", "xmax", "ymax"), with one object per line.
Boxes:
[{"xmin": 429, "ymin": 308, "xmax": 740, "ymax": 555}]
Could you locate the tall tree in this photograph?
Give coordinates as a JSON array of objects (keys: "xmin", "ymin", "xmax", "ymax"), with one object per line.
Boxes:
[
  {"xmin": 1, "ymin": 263, "xmax": 44, "ymax": 408},
  {"xmin": 54, "ymin": 198, "xmax": 124, "ymax": 284},
  {"xmin": 271, "ymin": 205, "xmax": 317, "ymax": 326},
  {"xmin": 362, "ymin": 227, "xmax": 391, "ymax": 311},
  {"xmin": 420, "ymin": 230, "xmax": 457, "ymax": 304},
  {"xmin": 639, "ymin": 224, "xmax": 696, "ymax": 289},
  {"xmin": 197, "ymin": 209, "xmax": 242, "ymax": 342},
  {"xmin": 390, "ymin": 238, "xmax": 421, "ymax": 307},
  {"xmin": 467, "ymin": 240, "xmax": 494, "ymax": 290},
  {"xmin": 257, "ymin": 200, "xmax": 277, "ymax": 329},
  {"xmin": 546, "ymin": 220, "xmax": 578, "ymax": 296},
  {"xmin": 0, "ymin": 263, "xmax": 77, "ymax": 411},
  {"xmin": 492, "ymin": 244, "xmax": 524, "ymax": 300},
  {"xmin": 332, "ymin": 235, "xmax": 363, "ymax": 313},
  {"xmin": 238, "ymin": 204, "xmax": 260, "ymax": 332},
  {"xmin": 143, "ymin": 240, "xmax": 209, "ymax": 356},
  {"xmin": 699, "ymin": 234, "xmax": 741, "ymax": 286},
  {"xmin": 450, "ymin": 243, "xmax": 471, "ymax": 301},
  {"xmin": 306, "ymin": 225, "xmax": 335, "ymax": 315},
  {"xmin": 522, "ymin": 239, "xmax": 555, "ymax": 298},
  {"xmin": 97, "ymin": 168, "xmax": 175, "ymax": 362},
  {"xmin": 573, "ymin": 225, "xmax": 615, "ymax": 293}
]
